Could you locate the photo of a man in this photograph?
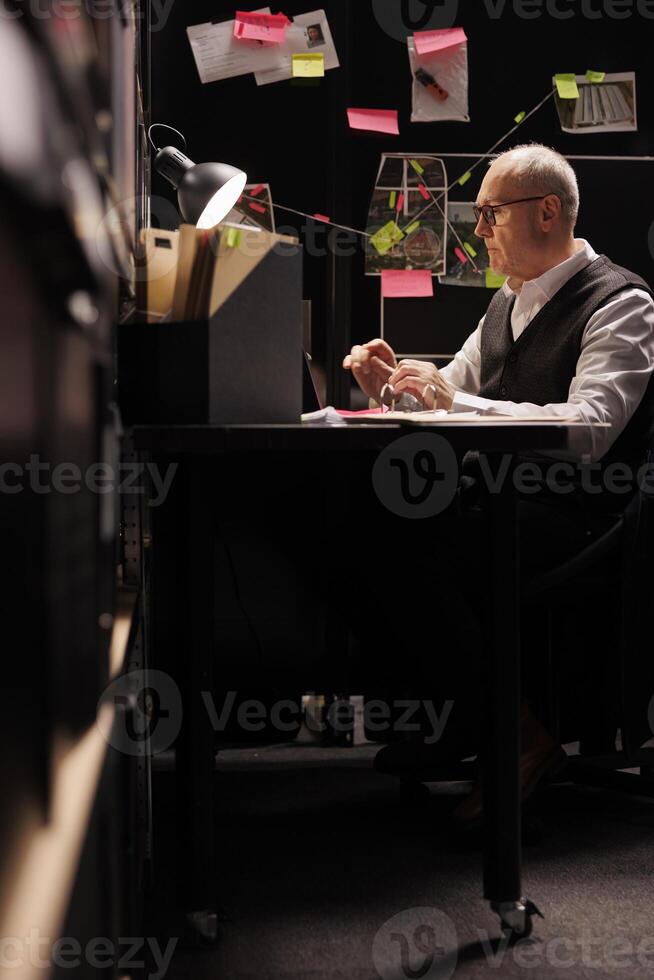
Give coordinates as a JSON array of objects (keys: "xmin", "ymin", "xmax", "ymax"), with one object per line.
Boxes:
[{"xmin": 306, "ymin": 23, "xmax": 325, "ymax": 47}]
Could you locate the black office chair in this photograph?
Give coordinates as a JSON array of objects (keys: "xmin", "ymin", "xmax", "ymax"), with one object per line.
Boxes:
[
  {"xmin": 396, "ymin": 451, "xmax": 654, "ymax": 809},
  {"xmin": 524, "ymin": 451, "xmax": 654, "ymax": 797}
]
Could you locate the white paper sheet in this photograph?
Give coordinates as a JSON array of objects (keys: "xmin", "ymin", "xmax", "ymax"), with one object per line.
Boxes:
[
  {"xmin": 255, "ymin": 9, "xmax": 339, "ymax": 86},
  {"xmin": 186, "ymin": 17, "xmax": 285, "ymax": 84}
]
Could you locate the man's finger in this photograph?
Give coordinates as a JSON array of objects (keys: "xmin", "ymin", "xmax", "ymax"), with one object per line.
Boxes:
[
  {"xmin": 350, "ymin": 346, "xmax": 372, "ymax": 374},
  {"xmin": 363, "ymin": 338, "xmax": 397, "ymax": 365},
  {"xmin": 370, "ymin": 355, "xmax": 393, "ymax": 378},
  {"xmin": 392, "ymin": 376, "xmax": 421, "ymax": 396}
]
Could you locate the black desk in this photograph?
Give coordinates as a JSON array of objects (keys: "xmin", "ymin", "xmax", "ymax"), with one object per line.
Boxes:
[{"xmin": 133, "ymin": 421, "xmax": 573, "ymax": 941}]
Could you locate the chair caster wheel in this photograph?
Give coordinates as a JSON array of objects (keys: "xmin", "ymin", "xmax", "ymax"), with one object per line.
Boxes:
[
  {"xmin": 493, "ymin": 898, "xmax": 543, "ymax": 944},
  {"xmin": 399, "ymin": 779, "xmax": 431, "ymax": 806}
]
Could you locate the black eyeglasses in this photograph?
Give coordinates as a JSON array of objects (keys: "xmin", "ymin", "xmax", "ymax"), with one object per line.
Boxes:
[{"xmin": 473, "ymin": 195, "xmax": 550, "ymax": 227}]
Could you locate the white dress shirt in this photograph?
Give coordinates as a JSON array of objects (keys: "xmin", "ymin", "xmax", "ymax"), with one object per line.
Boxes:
[{"xmin": 440, "ymin": 240, "xmax": 654, "ymax": 462}]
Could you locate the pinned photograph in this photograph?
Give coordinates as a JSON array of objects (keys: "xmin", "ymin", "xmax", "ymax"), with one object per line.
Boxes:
[
  {"xmin": 440, "ymin": 202, "xmax": 488, "ymax": 288},
  {"xmin": 553, "ymin": 71, "xmax": 637, "ymax": 134},
  {"xmin": 365, "ymin": 154, "xmax": 448, "ymax": 277},
  {"xmin": 306, "ymin": 23, "xmax": 325, "ymax": 48},
  {"xmin": 226, "ymin": 184, "xmax": 276, "ymax": 234}
]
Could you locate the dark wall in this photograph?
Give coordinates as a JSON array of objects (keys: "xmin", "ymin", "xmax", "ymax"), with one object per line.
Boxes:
[{"xmin": 151, "ymin": 1, "xmax": 654, "ymax": 402}]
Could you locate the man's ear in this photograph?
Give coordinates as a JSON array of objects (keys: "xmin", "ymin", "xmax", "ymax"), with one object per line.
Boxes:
[{"xmin": 541, "ymin": 194, "xmax": 561, "ymax": 227}]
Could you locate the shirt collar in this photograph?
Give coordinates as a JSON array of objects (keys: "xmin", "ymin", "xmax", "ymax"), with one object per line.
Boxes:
[{"xmin": 502, "ymin": 240, "xmax": 599, "ymax": 301}]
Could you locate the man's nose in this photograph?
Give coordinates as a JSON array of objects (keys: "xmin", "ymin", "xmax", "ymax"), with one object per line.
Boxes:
[{"xmin": 474, "ymin": 214, "xmax": 493, "ymax": 239}]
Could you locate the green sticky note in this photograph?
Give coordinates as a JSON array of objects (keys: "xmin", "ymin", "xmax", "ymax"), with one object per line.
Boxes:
[
  {"xmin": 225, "ymin": 228, "xmax": 241, "ymax": 248},
  {"xmin": 586, "ymin": 69, "xmax": 605, "ymax": 84},
  {"xmin": 514, "ymin": 110, "xmax": 526, "ymax": 124},
  {"xmin": 405, "ymin": 221, "xmax": 420, "ymax": 235},
  {"xmin": 486, "ymin": 269, "xmax": 508, "ymax": 289},
  {"xmin": 463, "ymin": 241, "xmax": 477, "ymax": 258},
  {"xmin": 389, "ymin": 191, "xmax": 397, "ymax": 209},
  {"xmin": 410, "ymin": 159, "xmax": 425, "ymax": 176},
  {"xmin": 292, "ymin": 53, "xmax": 325, "ymax": 78},
  {"xmin": 457, "ymin": 171, "xmax": 472, "ymax": 186},
  {"xmin": 370, "ymin": 221, "xmax": 405, "ymax": 256},
  {"xmin": 555, "ymin": 73, "xmax": 579, "ymax": 99}
]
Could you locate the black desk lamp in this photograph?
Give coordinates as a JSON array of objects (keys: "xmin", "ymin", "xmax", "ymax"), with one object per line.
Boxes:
[{"xmin": 150, "ymin": 125, "xmax": 247, "ymax": 229}]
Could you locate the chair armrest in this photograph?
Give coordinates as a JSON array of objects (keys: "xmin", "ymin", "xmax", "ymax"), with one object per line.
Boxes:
[{"xmin": 523, "ymin": 518, "xmax": 624, "ymax": 600}]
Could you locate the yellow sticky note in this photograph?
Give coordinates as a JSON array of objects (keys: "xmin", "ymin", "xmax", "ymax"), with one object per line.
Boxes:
[
  {"xmin": 389, "ymin": 191, "xmax": 397, "ymax": 209},
  {"xmin": 586, "ymin": 69, "xmax": 605, "ymax": 84},
  {"xmin": 486, "ymin": 269, "xmax": 508, "ymax": 289},
  {"xmin": 555, "ymin": 73, "xmax": 579, "ymax": 99},
  {"xmin": 458, "ymin": 171, "xmax": 472, "ymax": 186},
  {"xmin": 225, "ymin": 227, "xmax": 241, "ymax": 248},
  {"xmin": 292, "ymin": 53, "xmax": 325, "ymax": 78},
  {"xmin": 405, "ymin": 221, "xmax": 420, "ymax": 235},
  {"xmin": 514, "ymin": 110, "xmax": 526, "ymax": 124},
  {"xmin": 370, "ymin": 221, "xmax": 405, "ymax": 256},
  {"xmin": 410, "ymin": 159, "xmax": 425, "ymax": 176},
  {"xmin": 463, "ymin": 241, "xmax": 477, "ymax": 258}
]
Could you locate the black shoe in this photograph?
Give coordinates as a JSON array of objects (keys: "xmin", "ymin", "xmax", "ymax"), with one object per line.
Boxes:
[{"xmin": 373, "ymin": 738, "xmax": 477, "ymax": 777}]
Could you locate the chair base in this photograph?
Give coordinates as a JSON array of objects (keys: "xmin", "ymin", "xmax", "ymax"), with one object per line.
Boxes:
[{"xmin": 565, "ymin": 748, "xmax": 654, "ymax": 799}]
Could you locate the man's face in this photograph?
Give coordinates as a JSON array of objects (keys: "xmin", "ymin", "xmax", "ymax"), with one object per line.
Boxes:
[
  {"xmin": 474, "ymin": 162, "xmax": 544, "ymax": 281},
  {"xmin": 308, "ymin": 26, "xmax": 320, "ymax": 41}
]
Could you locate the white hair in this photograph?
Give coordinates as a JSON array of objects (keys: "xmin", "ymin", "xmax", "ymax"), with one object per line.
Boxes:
[{"xmin": 492, "ymin": 144, "xmax": 580, "ymax": 231}]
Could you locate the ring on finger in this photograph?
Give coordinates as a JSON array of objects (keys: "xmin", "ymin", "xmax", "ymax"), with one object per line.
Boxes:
[{"xmin": 422, "ymin": 383, "xmax": 438, "ymax": 410}]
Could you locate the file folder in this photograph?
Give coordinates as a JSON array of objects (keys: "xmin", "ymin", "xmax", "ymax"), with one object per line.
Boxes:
[{"xmin": 118, "ymin": 225, "xmax": 303, "ymax": 425}]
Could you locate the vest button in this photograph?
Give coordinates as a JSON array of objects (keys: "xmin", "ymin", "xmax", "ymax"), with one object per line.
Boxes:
[{"xmin": 500, "ymin": 385, "xmax": 508, "ymax": 397}]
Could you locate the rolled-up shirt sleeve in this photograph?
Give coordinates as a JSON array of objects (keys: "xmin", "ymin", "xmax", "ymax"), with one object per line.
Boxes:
[{"xmin": 439, "ymin": 289, "xmax": 654, "ymax": 462}]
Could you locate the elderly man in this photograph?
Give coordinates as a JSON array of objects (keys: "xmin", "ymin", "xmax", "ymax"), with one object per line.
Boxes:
[{"xmin": 343, "ymin": 144, "xmax": 654, "ymax": 820}]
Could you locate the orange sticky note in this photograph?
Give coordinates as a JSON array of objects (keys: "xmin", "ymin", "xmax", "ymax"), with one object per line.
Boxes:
[
  {"xmin": 454, "ymin": 246, "xmax": 468, "ymax": 264},
  {"xmin": 234, "ymin": 11, "xmax": 289, "ymax": 43},
  {"xmin": 382, "ymin": 270, "xmax": 434, "ymax": 299},
  {"xmin": 414, "ymin": 27, "xmax": 467, "ymax": 56},
  {"xmin": 347, "ymin": 108, "xmax": 399, "ymax": 135}
]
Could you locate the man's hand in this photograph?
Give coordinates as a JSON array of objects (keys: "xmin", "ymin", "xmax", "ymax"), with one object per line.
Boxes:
[
  {"xmin": 343, "ymin": 338, "xmax": 397, "ymax": 402},
  {"xmin": 388, "ymin": 360, "xmax": 456, "ymax": 411}
]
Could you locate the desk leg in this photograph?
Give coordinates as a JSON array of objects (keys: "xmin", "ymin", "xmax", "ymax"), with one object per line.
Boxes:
[
  {"xmin": 482, "ymin": 456, "xmax": 539, "ymax": 939},
  {"xmin": 177, "ymin": 458, "xmax": 218, "ymax": 942}
]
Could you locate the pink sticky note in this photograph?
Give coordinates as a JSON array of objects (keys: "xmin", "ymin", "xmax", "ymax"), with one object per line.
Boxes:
[
  {"xmin": 234, "ymin": 11, "xmax": 289, "ymax": 44},
  {"xmin": 347, "ymin": 108, "xmax": 400, "ymax": 135},
  {"xmin": 313, "ymin": 213, "xmax": 331, "ymax": 223},
  {"xmin": 250, "ymin": 183, "xmax": 265, "ymax": 197},
  {"xmin": 382, "ymin": 270, "xmax": 434, "ymax": 299},
  {"xmin": 396, "ymin": 193, "xmax": 405, "ymax": 212},
  {"xmin": 414, "ymin": 27, "xmax": 467, "ymax": 56},
  {"xmin": 418, "ymin": 183, "xmax": 430, "ymax": 201},
  {"xmin": 249, "ymin": 202, "xmax": 266, "ymax": 214},
  {"xmin": 454, "ymin": 246, "xmax": 468, "ymax": 264}
]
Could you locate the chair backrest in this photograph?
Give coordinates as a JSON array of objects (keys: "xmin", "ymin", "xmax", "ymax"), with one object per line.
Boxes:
[{"xmin": 620, "ymin": 448, "xmax": 654, "ymax": 755}]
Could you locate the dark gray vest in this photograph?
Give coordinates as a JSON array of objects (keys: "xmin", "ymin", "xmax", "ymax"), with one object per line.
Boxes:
[{"xmin": 479, "ymin": 255, "xmax": 654, "ymax": 465}]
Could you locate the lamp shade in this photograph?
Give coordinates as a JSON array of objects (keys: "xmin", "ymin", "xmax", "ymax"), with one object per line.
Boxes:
[{"xmin": 154, "ymin": 146, "xmax": 247, "ymax": 229}]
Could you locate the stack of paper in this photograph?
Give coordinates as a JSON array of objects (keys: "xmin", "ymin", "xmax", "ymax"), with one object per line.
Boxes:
[
  {"xmin": 255, "ymin": 8, "xmax": 339, "ymax": 86},
  {"xmin": 186, "ymin": 9, "xmax": 339, "ymax": 86}
]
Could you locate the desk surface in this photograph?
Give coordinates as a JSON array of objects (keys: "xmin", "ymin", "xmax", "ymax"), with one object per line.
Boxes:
[{"xmin": 132, "ymin": 422, "xmax": 574, "ymax": 454}]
